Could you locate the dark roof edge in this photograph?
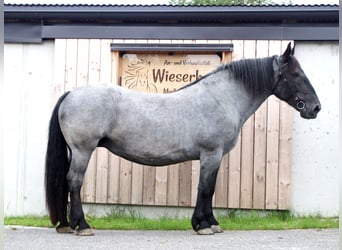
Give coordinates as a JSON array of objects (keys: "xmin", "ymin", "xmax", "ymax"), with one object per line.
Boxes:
[
  {"xmin": 4, "ymin": 4, "xmax": 339, "ymax": 42},
  {"xmin": 4, "ymin": 3, "xmax": 339, "ymax": 7},
  {"xmin": 4, "ymin": 3, "xmax": 339, "ymax": 15},
  {"xmin": 5, "ymin": 4, "xmax": 338, "ymax": 21},
  {"xmin": 4, "ymin": 3, "xmax": 339, "ymax": 12},
  {"xmin": 5, "ymin": 4, "xmax": 338, "ymax": 25}
]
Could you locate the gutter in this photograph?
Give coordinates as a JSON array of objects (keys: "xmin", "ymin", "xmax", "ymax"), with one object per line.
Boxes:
[{"xmin": 4, "ymin": 4, "xmax": 339, "ymax": 23}]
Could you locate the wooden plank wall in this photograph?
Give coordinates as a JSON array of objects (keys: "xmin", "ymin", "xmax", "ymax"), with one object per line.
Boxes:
[{"xmin": 53, "ymin": 39, "xmax": 292, "ymax": 210}]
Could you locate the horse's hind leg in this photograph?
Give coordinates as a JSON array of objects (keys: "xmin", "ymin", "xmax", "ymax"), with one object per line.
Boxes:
[
  {"xmin": 67, "ymin": 148, "xmax": 94, "ymax": 236},
  {"xmin": 56, "ymin": 186, "xmax": 74, "ymax": 234},
  {"xmin": 192, "ymin": 150, "xmax": 224, "ymax": 235}
]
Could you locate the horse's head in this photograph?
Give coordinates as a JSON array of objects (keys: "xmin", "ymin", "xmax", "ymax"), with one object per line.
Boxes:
[{"xmin": 272, "ymin": 43, "xmax": 321, "ymax": 119}]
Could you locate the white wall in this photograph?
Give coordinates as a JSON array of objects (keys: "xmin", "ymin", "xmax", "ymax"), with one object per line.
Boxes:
[
  {"xmin": 4, "ymin": 41, "xmax": 54, "ymax": 215},
  {"xmin": 290, "ymin": 42, "xmax": 339, "ymax": 216},
  {"xmin": 3, "ymin": 41, "xmax": 339, "ymax": 217}
]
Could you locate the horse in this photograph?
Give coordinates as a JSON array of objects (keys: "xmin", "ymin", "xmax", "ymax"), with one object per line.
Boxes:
[{"xmin": 45, "ymin": 43, "xmax": 321, "ymax": 236}]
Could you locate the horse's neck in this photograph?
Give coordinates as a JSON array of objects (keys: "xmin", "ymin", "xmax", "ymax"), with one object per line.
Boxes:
[
  {"xmin": 182, "ymin": 69, "xmax": 273, "ymax": 126},
  {"xmin": 219, "ymin": 57, "xmax": 276, "ymax": 125},
  {"xmin": 238, "ymin": 89, "xmax": 271, "ymax": 125},
  {"xmin": 216, "ymin": 72, "xmax": 272, "ymax": 126}
]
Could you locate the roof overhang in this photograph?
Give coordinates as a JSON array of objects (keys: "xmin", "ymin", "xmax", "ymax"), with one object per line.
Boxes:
[{"xmin": 4, "ymin": 4, "xmax": 339, "ymax": 43}]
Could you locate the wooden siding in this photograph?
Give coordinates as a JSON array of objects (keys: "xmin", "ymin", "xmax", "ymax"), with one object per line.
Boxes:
[{"xmin": 53, "ymin": 39, "xmax": 293, "ymax": 210}]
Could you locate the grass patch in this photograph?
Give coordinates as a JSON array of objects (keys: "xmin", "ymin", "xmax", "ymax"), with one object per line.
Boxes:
[
  {"xmin": 217, "ymin": 210, "xmax": 338, "ymax": 230},
  {"xmin": 5, "ymin": 210, "xmax": 338, "ymax": 231},
  {"xmin": 5, "ymin": 215, "xmax": 53, "ymax": 228},
  {"xmin": 87, "ymin": 216, "xmax": 191, "ymax": 231}
]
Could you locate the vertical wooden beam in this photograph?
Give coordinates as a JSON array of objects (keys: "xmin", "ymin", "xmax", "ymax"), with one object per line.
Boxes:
[
  {"xmin": 94, "ymin": 39, "xmax": 111, "ymax": 204},
  {"xmin": 228, "ymin": 40, "xmax": 244, "ymax": 208},
  {"xmin": 82, "ymin": 39, "xmax": 98, "ymax": 203},
  {"xmin": 99, "ymin": 39, "xmax": 113, "ymax": 84},
  {"xmin": 178, "ymin": 161, "xmax": 192, "ymax": 207},
  {"xmin": 143, "ymin": 166, "xmax": 156, "ymax": 205},
  {"xmin": 64, "ymin": 39, "xmax": 78, "ymax": 92},
  {"xmin": 277, "ymin": 40, "xmax": 293, "ymax": 210},
  {"xmin": 155, "ymin": 167, "xmax": 168, "ymax": 206},
  {"xmin": 107, "ymin": 48, "xmax": 121, "ymax": 203},
  {"xmin": 252, "ymin": 40, "xmax": 269, "ymax": 209},
  {"xmin": 76, "ymin": 39, "xmax": 89, "ymax": 87},
  {"xmin": 131, "ymin": 163, "xmax": 144, "ymax": 205},
  {"xmin": 119, "ymin": 159, "xmax": 132, "ymax": 204},
  {"xmin": 214, "ymin": 46, "xmax": 232, "ymax": 208},
  {"xmin": 278, "ymin": 101, "xmax": 292, "ymax": 209},
  {"xmin": 107, "ymin": 154, "xmax": 120, "ymax": 203},
  {"xmin": 240, "ymin": 40, "xmax": 256, "ymax": 209},
  {"xmin": 265, "ymin": 95, "xmax": 280, "ymax": 209},
  {"xmin": 265, "ymin": 41, "xmax": 282, "ymax": 209},
  {"xmin": 253, "ymin": 101, "xmax": 267, "ymax": 209},
  {"xmin": 215, "ymin": 155, "xmax": 229, "ymax": 207},
  {"xmin": 111, "ymin": 51, "xmax": 120, "ymax": 85},
  {"xmin": 191, "ymin": 160, "xmax": 200, "ymax": 207},
  {"xmin": 167, "ymin": 164, "xmax": 179, "ymax": 206},
  {"xmin": 53, "ymin": 39, "xmax": 67, "ymax": 102}
]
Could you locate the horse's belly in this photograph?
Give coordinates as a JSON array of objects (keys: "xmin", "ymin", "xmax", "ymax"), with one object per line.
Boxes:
[
  {"xmin": 98, "ymin": 137, "xmax": 198, "ymax": 166},
  {"xmin": 119, "ymin": 152, "xmax": 193, "ymax": 166}
]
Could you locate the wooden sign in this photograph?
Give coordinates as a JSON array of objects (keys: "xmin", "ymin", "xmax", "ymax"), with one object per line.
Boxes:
[{"xmin": 120, "ymin": 54, "xmax": 221, "ymax": 93}]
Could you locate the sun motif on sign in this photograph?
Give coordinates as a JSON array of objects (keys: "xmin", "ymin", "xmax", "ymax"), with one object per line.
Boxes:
[{"xmin": 123, "ymin": 58, "xmax": 158, "ymax": 93}]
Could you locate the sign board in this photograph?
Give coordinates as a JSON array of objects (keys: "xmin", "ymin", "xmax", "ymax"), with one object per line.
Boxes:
[{"xmin": 120, "ymin": 54, "xmax": 221, "ymax": 93}]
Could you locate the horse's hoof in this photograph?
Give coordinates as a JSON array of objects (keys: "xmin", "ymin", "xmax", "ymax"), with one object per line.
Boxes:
[
  {"xmin": 197, "ymin": 228, "xmax": 214, "ymax": 235},
  {"xmin": 211, "ymin": 225, "xmax": 224, "ymax": 233},
  {"xmin": 56, "ymin": 226, "xmax": 74, "ymax": 234},
  {"xmin": 76, "ymin": 228, "xmax": 94, "ymax": 236}
]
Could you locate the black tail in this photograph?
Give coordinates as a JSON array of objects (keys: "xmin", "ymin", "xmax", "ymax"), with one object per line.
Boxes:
[{"xmin": 45, "ymin": 92, "xmax": 71, "ymax": 226}]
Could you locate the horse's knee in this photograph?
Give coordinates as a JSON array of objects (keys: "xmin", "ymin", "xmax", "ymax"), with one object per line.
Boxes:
[
  {"xmin": 66, "ymin": 169, "xmax": 84, "ymax": 191},
  {"xmin": 67, "ymin": 150, "xmax": 92, "ymax": 190}
]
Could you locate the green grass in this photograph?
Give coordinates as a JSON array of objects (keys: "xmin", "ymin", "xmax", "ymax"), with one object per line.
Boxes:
[
  {"xmin": 5, "ymin": 215, "xmax": 52, "ymax": 228},
  {"xmin": 216, "ymin": 210, "xmax": 338, "ymax": 230},
  {"xmin": 5, "ymin": 210, "xmax": 338, "ymax": 231}
]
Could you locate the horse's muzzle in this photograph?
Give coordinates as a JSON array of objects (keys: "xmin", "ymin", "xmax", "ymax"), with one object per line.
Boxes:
[{"xmin": 300, "ymin": 103, "xmax": 321, "ymax": 119}]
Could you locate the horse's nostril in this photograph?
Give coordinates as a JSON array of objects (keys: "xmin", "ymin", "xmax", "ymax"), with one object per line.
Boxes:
[{"xmin": 314, "ymin": 104, "xmax": 321, "ymax": 113}]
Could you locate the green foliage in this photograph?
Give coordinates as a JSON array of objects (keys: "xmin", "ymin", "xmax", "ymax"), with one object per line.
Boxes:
[
  {"xmin": 217, "ymin": 210, "xmax": 338, "ymax": 230},
  {"xmin": 169, "ymin": 0, "xmax": 276, "ymax": 6},
  {"xmin": 5, "ymin": 215, "xmax": 53, "ymax": 228},
  {"xmin": 5, "ymin": 210, "xmax": 338, "ymax": 231}
]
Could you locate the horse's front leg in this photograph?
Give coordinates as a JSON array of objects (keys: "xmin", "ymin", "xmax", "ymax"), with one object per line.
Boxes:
[
  {"xmin": 67, "ymin": 149, "xmax": 94, "ymax": 236},
  {"xmin": 192, "ymin": 149, "xmax": 224, "ymax": 235}
]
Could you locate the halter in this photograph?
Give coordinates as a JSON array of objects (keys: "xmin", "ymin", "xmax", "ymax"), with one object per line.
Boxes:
[{"xmin": 273, "ymin": 56, "xmax": 306, "ymax": 111}]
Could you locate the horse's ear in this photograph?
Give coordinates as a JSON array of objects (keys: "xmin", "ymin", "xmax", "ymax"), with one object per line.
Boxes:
[
  {"xmin": 291, "ymin": 44, "xmax": 295, "ymax": 55},
  {"xmin": 282, "ymin": 42, "xmax": 292, "ymax": 59}
]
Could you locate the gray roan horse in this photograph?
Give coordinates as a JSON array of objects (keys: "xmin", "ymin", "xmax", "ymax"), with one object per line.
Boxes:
[{"xmin": 45, "ymin": 43, "xmax": 321, "ymax": 236}]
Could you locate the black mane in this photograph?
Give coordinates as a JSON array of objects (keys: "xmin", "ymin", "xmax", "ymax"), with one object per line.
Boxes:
[
  {"xmin": 224, "ymin": 56, "xmax": 275, "ymax": 95},
  {"xmin": 178, "ymin": 56, "xmax": 275, "ymax": 95}
]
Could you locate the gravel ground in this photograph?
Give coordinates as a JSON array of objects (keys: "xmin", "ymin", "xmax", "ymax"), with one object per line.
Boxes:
[{"xmin": 4, "ymin": 226, "xmax": 339, "ymax": 250}]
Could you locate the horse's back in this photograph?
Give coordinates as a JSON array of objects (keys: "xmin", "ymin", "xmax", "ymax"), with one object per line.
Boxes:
[{"xmin": 58, "ymin": 84, "xmax": 184, "ymax": 137}]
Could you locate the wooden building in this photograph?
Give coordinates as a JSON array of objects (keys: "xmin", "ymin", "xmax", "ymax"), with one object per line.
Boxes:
[{"xmin": 4, "ymin": 4, "xmax": 339, "ymax": 216}]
